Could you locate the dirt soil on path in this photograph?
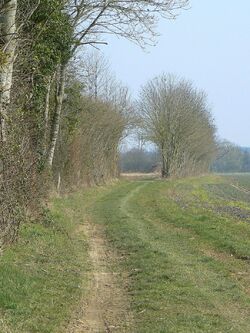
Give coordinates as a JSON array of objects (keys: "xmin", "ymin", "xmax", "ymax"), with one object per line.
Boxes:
[{"xmin": 67, "ymin": 221, "xmax": 133, "ymax": 333}]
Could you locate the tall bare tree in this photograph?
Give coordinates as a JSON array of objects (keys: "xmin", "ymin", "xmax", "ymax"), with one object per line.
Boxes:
[
  {"xmin": 138, "ymin": 74, "xmax": 216, "ymax": 177},
  {"xmin": 81, "ymin": 51, "xmax": 110, "ymax": 99},
  {"xmin": 47, "ymin": 0, "xmax": 189, "ymax": 166}
]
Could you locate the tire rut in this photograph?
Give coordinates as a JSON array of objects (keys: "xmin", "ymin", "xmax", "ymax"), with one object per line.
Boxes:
[{"xmin": 67, "ymin": 220, "xmax": 133, "ymax": 333}]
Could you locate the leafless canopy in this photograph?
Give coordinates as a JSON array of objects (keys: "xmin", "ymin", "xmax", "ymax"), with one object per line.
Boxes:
[
  {"xmin": 138, "ymin": 74, "xmax": 217, "ymax": 177},
  {"xmin": 67, "ymin": 0, "xmax": 189, "ymax": 50}
]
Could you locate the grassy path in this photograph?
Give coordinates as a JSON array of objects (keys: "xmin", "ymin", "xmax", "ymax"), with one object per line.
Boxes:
[
  {"xmin": 0, "ymin": 175, "xmax": 250, "ymax": 332},
  {"xmin": 87, "ymin": 176, "xmax": 250, "ymax": 332}
]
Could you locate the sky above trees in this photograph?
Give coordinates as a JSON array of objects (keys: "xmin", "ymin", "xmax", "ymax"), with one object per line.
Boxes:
[{"xmin": 103, "ymin": 0, "xmax": 250, "ymax": 147}]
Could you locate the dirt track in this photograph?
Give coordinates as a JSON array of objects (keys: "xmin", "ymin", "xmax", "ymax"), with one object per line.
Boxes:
[{"xmin": 67, "ymin": 221, "xmax": 133, "ymax": 333}]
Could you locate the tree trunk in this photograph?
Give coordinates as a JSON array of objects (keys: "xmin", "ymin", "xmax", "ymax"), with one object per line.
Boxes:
[
  {"xmin": 161, "ymin": 153, "xmax": 167, "ymax": 178},
  {"xmin": 57, "ymin": 172, "xmax": 61, "ymax": 193},
  {"xmin": 43, "ymin": 75, "xmax": 53, "ymax": 155},
  {"xmin": 47, "ymin": 64, "xmax": 66, "ymax": 167},
  {"xmin": 0, "ymin": 0, "xmax": 17, "ymax": 143},
  {"xmin": 161, "ymin": 150, "xmax": 170, "ymax": 178}
]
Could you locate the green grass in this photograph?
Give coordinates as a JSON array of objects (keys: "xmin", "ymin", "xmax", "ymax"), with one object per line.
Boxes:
[
  {"xmin": 0, "ymin": 193, "xmax": 90, "ymax": 333},
  {"xmin": 87, "ymin": 175, "xmax": 250, "ymax": 332},
  {"xmin": 1, "ymin": 175, "xmax": 250, "ymax": 332}
]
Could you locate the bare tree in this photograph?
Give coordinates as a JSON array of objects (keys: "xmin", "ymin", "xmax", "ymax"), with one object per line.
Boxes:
[
  {"xmin": 138, "ymin": 74, "xmax": 216, "ymax": 177},
  {"xmin": 55, "ymin": 94, "xmax": 127, "ymax": 189},
  {"xmin": 67, "ymin": 0, "xmax": 189, "ymax": 49},
  {"xmin": 80, "ymin": 51, "xmax": 133, "ymax": 119},
  {"xmin": 81, "ymin": 51, "xmax": 110, "ymax": 99},
  {"xmin": 47, "ymin": 0, "xmax": 189, "ymax": 166}
]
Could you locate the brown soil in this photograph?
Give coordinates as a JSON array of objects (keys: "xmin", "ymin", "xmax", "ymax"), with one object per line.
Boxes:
[{"xmin": 67, "ymin": 222, "xmax": 133, "ymax": 333}]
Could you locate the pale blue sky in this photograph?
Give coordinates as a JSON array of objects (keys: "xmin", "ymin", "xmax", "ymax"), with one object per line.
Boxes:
[{"xmin": 103, "ymin": 0, "xmax": 250, "ymax": 147}]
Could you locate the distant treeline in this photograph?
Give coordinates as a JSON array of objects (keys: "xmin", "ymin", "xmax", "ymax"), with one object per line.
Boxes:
[
  {"xmin": 120, "ymin": 149, "xmax": 160, "ymax": 173},
  {"xmin": 212, "ymin": 143, "xmax": 250, "ymax": 173},
  {"xmin": 120, "ymin": 143, "xmax": 250, "ymax": 174}
]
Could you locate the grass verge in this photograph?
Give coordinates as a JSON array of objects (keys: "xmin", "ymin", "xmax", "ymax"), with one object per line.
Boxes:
[{"xmin": 0, "ymin": 193, "xmax": 89, "ymax": 333}]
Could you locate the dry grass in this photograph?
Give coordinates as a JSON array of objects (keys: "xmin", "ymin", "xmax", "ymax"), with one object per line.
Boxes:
[{"xmin": 120, "ymin": 172, "xmax": 160, "ymax": 180}]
